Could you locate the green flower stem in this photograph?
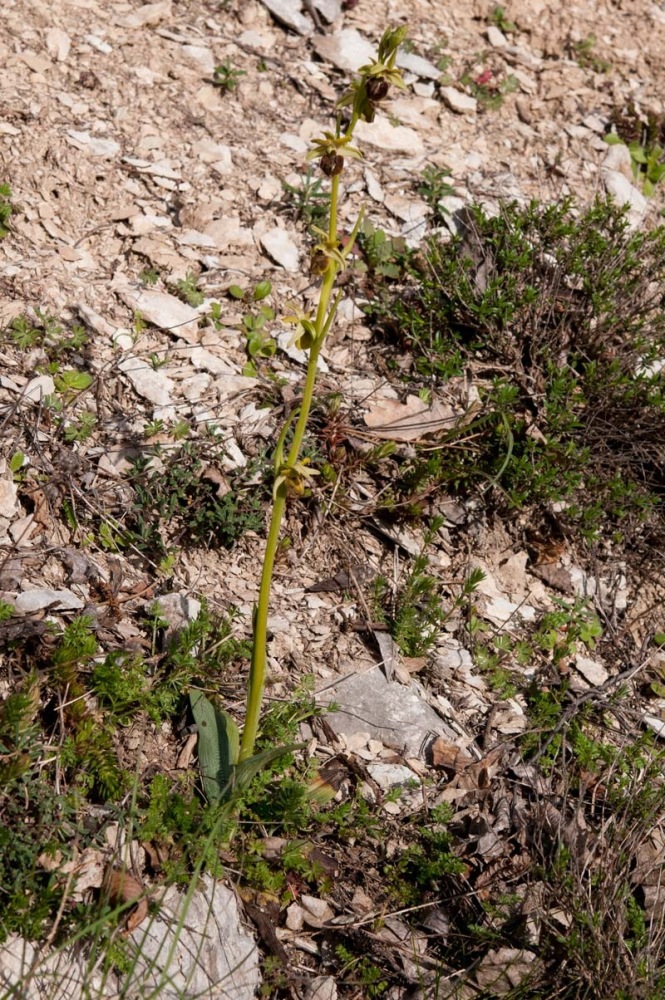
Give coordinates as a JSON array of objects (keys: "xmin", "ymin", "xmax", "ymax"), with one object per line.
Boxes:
[
  {"xmin": 239, "ymin": 26, "xmax": 407, "ymax": 764},
  {"xmin": 239, "ymin": 483, "xmax": 287, "ymax": 762},
  {"xmin": 286, "ymin": 174, "xmax": 340, "ymax": 465},
  {"xmin": 240, "ymin": 173, "xmax": 343, "ymax": 763},
  {"xmin": 237, "ymin": 12, "xmax": 410, "ymax": 757}
]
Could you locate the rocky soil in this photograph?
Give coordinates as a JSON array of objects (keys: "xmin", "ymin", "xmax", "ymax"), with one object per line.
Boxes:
[{"xmin": 2, "ymin": 0, "xmax": 665, "ymax": 997}]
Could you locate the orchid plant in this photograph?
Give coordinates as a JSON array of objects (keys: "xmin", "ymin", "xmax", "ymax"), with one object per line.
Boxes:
[
  {"xmin": 192, "ymin": 25, "xmax": 408, "ymax": 802},
  {"xmin": 240, "ymin": 25, "xmax": 408, "ymax": 762}
]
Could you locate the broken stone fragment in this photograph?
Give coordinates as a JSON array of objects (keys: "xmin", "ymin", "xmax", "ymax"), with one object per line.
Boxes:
[
  {"xmin": 260, "ymin": 0, "xmax": 313, "ymax": 36},
  {"xmin": 441, "ymin": 87, "xmax": 478, "ymax": 114},
  {"xmin": 15, "ymin": 589, "xmax": 85, "ymax": 612},
  {"xmin": 322, "ymin": 666, "xmax": 458, "ymax": 758},
  {"xmin": 259, "ymin": 227, "xmax": 300, "ymax": 271},
  {"xmin": 312, "ymin": 27, "xmax": 374, "ymax": 70}
]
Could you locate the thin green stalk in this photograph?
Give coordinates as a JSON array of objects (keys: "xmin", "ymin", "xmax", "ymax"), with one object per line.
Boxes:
[
  {"xmin": 286, "ymin": 319, "xmax": 328, "ymax": 466},
  {"xmin": 239, "ymin": 25, "xmax": 407, "ymax": 763},
  {"xmin": 239, "ymin": 487, "xmax": 286, "ymax": 762},
  {"xmin": 239, "ymin": 189, "xmax": 340, "ymax": 763}
]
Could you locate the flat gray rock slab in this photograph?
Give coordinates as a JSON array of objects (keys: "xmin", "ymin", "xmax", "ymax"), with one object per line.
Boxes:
[
  {"xmin": 441, "ymin": 86, "xmax": 477, "ymax": 114},
  {"xmin": 125, "ymin": 876, "xmax": 259, "ymax": 999},
  {"xmin": 114, "ymin": 284, "xmax": 201, "ymax": 343},
  {"xmin": 0, "ymin": 878, "xmax": 259, "ymax": 1000},
  {"xmin": 313, "ymin": 0, "xmax": 342, "ymax": 23},
  {"xmin": 15, "ymin": 588, "xmax": 84, "ymax": 612},
  {"xmin": 259, "ymin": 226, "xmax": 300, "ymax": 271},
  {"xmin": 320, "ymin": 667, "xmax": 456, "ymax": 758},
  {"xmin": 0, "ymin": 478, "xmax": 18, "ymax": 519},
  {"xmin": 118, "ymin": 354, "xmax": 174, "ymax": 407},
  {"xmin": 0, "ymin": 936, "xmax": 116, "ymax": 999}
]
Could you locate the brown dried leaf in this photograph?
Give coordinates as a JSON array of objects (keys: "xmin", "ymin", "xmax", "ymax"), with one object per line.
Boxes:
[
  {"xmin": 25, "ymin": 487, "xmax": 53, "ymax": 531},
  {"xmin": 201, "ymin": 465, "xmax": 230, "ymax": 497},
  {"xmin": 102, "ymin": 866, "xmax": 149, "ymax": 933},
  {"xmin": 402, "ymin": 656, "xmax": 427, "ymax": 674},
  {"xmin": 175, "ymin": 730, "xmax": 198, "ymax": 769},
  {"xmin": 430, "ymin": 736, "xmax": 475, "ymax": 772},
  {"xmin": 142, "ymin": 841, "xmax": 166, "ymax": 874},
  {"xmin": 307, "ymin": 847, "xmax": 340, "ymax": 877},
  {"xmin": 126, "ymin": 899, "xmax": 150, "ymax": 934},
  {"xmin": 38, "ymin": 847, "xmax": 106, "ymax": 898},
  {"xmin": 363, "ymin": 394, "xmax": 460, "ymax": 442},
  {"xmin": 243, "ymin": 899, "xmax": 289, "ymax": 965},
  {"xmin": 103, "ymin": 866, "xmax": 143, "ymax": 902},
  {"xmin": 533, "ymin": 539, "xmax": 567, "ymax": 565}
]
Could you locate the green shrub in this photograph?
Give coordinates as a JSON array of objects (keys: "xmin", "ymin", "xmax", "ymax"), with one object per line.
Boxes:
[
  {"xmin": 373, "ymin": 198, "xmax": 665, "ymax": 543},
  {"xmin": 127, "ymin": 443, "xmax": 267, "ymax": 560}
]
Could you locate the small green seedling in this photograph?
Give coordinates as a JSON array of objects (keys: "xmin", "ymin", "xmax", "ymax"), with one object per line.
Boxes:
[
  {"xmin": 9, "ymin": 451, "xmax": 24, "ymax": 475},
  {"xmin": 213, "ymin": 60, "xmax": 246, "ymax": 93},
  {"xmin": 490, "ymin": 5, "xmax": 516, "ymax": 32},
  {"xmin": 171, "ymin": 419, "xmax": 190, "ymax": 441},
  {"xmin": 227, "ymin": 282, "xmax": 276, "ymax": 375},
  {"xmin": 143, "ymin": 418, "xmax": 164, "ymax": 438},
  {"xmin": 133, "ymin": 310, "xmax": 147, "ymax": 336},
  {"xmin": 281, "ymin": 168, "xmax": 331, "ymax": 228},
  {"xmin": 209, "ymin": 301, "xmax": 224, "ymax": 331},
  {"xmin": 430, "ymin": 38, "xmax": 453, "ymax": 76},
  {"xmin": 149, "ymin": 352, "xmax": 169, "ymax": 370},
  {"xmin": 7, "ymin": 315, "xmax": 41, "ymax": 349},
  {"xmin": 460, "ymin": 67, "xmax": 518, "ymax": 110},
  {"xmin": 0, "ymin": 183, "xmax": 13, "ymax": 238},
  {"xmin": 176, "ymin": 272, "xmax": 205, "ymax": 307},
  {"xmin": 374, "ymin": 517, "xmax": 466, "ymax": 657},
  {"xmin": 228, "ymin": 280, "xmax": 272, "ymax": 303},
  {"xmin": 54, "ymin": 369, "xmax": 93, "ymax": 401},
  {"xmin": 139, "ymin": 267, "xmax": 160, "ymax": 286},
  {"xmin": 63, "ymin": 411, "xmax": 97, "ymax": 442},
  {"xmin": 4, "ymin": 311, "xmax": 88, "ymax": 354},
  {"xmin": 355, "ymin": 220, "xmax": 407, "ymax": 280},
  {"xmin": 417, "ymin": 165, "xmax": 455, "ymax": 221},
  {"xmin": 571, "ymin": 34, "xmax": 610, "ymax": 73},
  {"xmin": 604, "ymin": 133, "xmax": 665, "ymax": 196}
]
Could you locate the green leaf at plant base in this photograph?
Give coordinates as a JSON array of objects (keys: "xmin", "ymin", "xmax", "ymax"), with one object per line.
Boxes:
[
  {"xmin": 9, "ymin": 452, "xmax": 24, "ymax": 474},
  {"xmin": 228, "ymin": 284, "xmax": 246, "ymax": 299},
  {"xmin": 247, "ymin": 331, "xmax": 277, "ymax": 359},
  {"xmin": 252, "ymin": 281, "xmax": 272, "ymax": 301},
  {"xmin": 190, "ymin": 689, "xmax": 306, "ymax": 805},
  {"xmin": 233, "ymin": 743, "xmax": 306, "ymax": 795},
  {"xmin": 628, "ymin": 142, "xmax": 648, "ymax": 165},
  {"xmin": 55, "ymin": 370, "xmax": 93, "ymax": 393},
  {"xmin": 190, "ymin": 689, "xmax": 239, "ymax": 805}
]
